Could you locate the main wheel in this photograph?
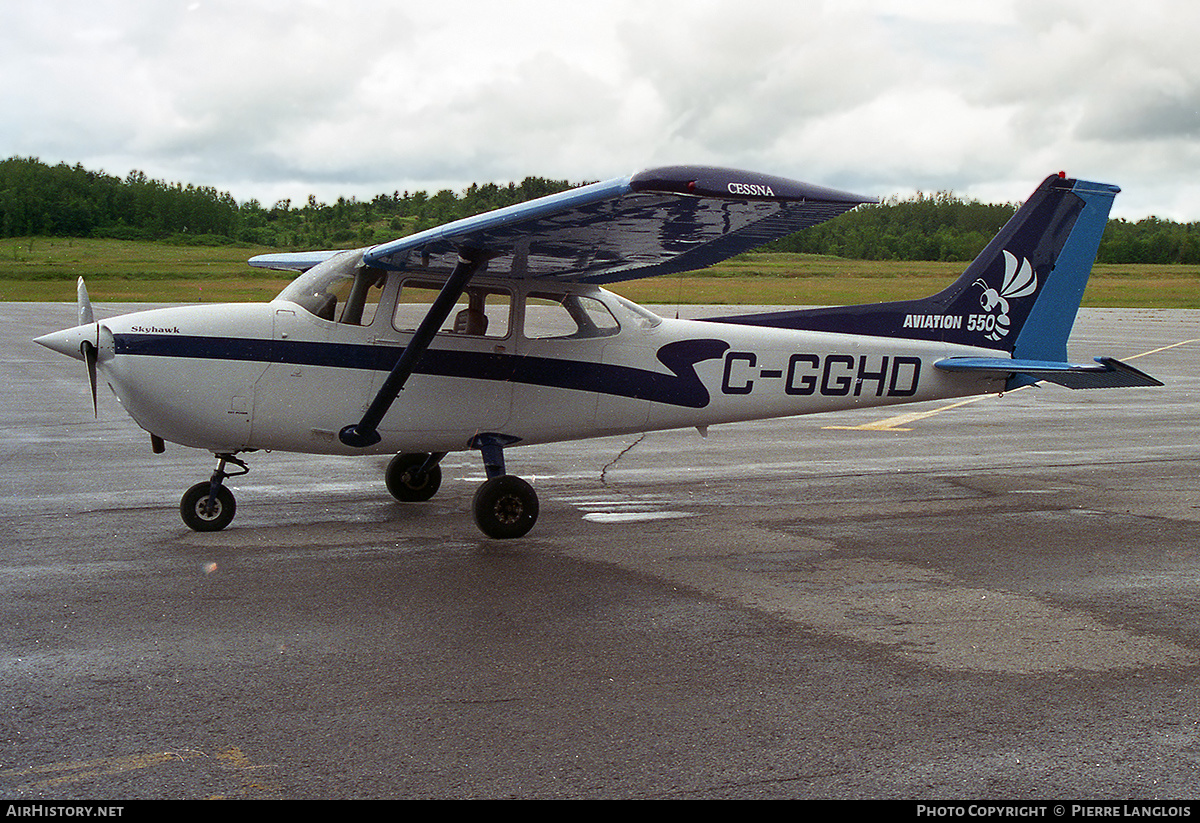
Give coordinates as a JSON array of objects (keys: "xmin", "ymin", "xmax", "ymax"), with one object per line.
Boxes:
[
  {"xmin": 385, "ymin": 453, "xmax": 442, "ymax": 502},
  {"xmin": 472, "ymin": 475, "xmax": 538, "ymax": 539},
  {"xmin": 180, "ymin": 482, "xmax": 236, "ymax": 532}
]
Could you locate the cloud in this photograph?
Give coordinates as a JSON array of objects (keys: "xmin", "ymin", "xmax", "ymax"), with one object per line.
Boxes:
[{"xmin": 2, "ymin": 0, "xmax": 1197, "ymax": 219}]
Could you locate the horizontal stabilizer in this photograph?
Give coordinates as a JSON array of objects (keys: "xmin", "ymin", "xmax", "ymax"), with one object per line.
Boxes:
[{"xmin": 935, "ymin": 356, "xmax": 1162, "ymax": 389}]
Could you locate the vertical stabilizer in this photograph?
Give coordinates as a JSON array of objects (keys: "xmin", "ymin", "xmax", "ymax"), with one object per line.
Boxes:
[{"xmin": 1008, "ymin": 179, "xmax": 1119, "ymax": 362}]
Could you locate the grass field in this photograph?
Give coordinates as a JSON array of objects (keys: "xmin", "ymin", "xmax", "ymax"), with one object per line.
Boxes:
[{"xmin": 2, "ymin": 237, "xmax": 1197, "ymax": 308}]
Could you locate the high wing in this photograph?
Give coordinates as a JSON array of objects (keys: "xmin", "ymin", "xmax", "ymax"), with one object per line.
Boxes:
[{"xmin": 249, "ymin": 166, "xmax": 876, "ymax": 283}]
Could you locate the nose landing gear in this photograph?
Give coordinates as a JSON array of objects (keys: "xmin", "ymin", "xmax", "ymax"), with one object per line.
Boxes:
[{"xmin": 180, "ymin": 453, "xmax": 248, "ymax": 532}]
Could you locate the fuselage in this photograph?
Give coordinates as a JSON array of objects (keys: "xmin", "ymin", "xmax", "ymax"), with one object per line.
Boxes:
[{"xmin": 38, "ymin": 267, "xmax": 1006, "ymax": 458}]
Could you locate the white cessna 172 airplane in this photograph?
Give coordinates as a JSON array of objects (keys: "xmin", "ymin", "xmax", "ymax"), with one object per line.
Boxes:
[{"xmin": 35, "ymin": 165, "xmax": 1160, "ymax": 538}]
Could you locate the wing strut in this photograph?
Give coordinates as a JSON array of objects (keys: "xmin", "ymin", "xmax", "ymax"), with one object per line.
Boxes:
[{"xmin": 339, "ymin": 252, "xmax": 487, "ymax": 448}]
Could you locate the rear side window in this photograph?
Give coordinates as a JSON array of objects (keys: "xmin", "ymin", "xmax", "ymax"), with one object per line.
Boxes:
[{"xmin": 524, "ymin": 293, "xmax": 620, "ymax": 339}]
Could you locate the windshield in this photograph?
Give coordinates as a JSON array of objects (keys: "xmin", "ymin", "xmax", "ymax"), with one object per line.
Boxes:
[
  {"xmin": 609, "ymin": 292, "xmax": 662, "ymax": 329},
  {"xmin": 275, "ymin": 249, "xmax": 385, "ymax": 324}
]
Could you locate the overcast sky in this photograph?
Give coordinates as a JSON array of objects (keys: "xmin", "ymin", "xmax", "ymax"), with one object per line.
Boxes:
[{"xmin": 4, "ymin": 0, "xmax": 1198, "ymax": 220}]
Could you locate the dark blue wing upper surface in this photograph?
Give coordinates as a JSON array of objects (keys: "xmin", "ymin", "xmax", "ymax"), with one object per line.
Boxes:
[{"xmin": 252, "ymin": 166, "xmax": 876, "ymax": 283}]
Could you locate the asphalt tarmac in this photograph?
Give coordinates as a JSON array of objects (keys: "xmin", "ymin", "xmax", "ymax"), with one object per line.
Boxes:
[{"xmin": 2, "ymin": 302, "xmax": 1199, "ymax": 799}]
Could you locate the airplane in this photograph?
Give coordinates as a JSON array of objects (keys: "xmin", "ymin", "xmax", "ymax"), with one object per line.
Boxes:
[{"xmin": 34, "ymin": 165, "xmax": 1161, "ymax": 539}]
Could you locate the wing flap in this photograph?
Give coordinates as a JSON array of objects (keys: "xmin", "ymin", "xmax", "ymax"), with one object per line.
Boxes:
[{"xmin": 935, "ymin": 356, "xmax": 1162, "ymax": 389}]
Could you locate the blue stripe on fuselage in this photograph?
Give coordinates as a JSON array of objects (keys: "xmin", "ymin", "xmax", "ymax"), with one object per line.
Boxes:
[{"xmin": 113, "ymin": 334, "xmax": 727, "ymax": 409}]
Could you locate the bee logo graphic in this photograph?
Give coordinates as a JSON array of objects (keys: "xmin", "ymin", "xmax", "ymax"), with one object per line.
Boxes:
[{"xmin": 972, "ymin": 251, "xmax": 1037, "ymax": 341}]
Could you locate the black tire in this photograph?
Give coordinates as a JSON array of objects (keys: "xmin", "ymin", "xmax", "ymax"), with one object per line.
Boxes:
[
  {"xmin": 180, "ymin": 482, "xmax": 236, "ymax": 532},
  {"xmin": 385, "ymin": 453, "xmax": 442, "ymax": 502},
  {"xmin": 472, "ymin": 475, "xmax": 538, "ymax": 539}
]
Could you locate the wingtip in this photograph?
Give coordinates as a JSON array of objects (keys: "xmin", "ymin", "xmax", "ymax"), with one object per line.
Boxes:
[{"xmin": 630, "ymin": 165, "xmax": 876, "ymax": 205}]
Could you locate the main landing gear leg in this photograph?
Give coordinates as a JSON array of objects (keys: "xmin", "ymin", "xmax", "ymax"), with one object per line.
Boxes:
[
  {"xmin": 470, "ymin": 434, "xmax": 538, "ymax": 540},
  {"xmin": 180, "ymin": 453, "xmax": 248, "ymax": 532}
]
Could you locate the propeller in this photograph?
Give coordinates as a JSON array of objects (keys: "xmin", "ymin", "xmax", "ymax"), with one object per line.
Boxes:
[
  {"xmin": 77, "ymin": 276, "xmax": 94, "ymax": 325},
  {"xmin": 34, "ymin": 278, "xmax": 102, "ymax": 415},
  {"xmin": 77, "ymin": 277, "xmax": 98, "ymax": 416},
  {"xmin": 82, "ymin": 339, "xmax": 98, "ymax": 416}
]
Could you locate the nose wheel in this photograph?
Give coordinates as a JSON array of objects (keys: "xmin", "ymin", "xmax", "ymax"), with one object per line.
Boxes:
[{"xmin": 180, "ymin": 454, "xmax": 247, "ymax": 532}]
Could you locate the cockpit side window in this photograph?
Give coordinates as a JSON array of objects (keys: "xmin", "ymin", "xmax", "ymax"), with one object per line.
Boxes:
[
  {"xmin": 392, "ymin": 281, "xmax": 511, "ymax": 339},
  {"xmin": 524, "ymin": 292, "xmax": 621, "ymax": 340},
  {"xmin": 338, "ymin": 267, "xmax": 386, "ymax": 325}
]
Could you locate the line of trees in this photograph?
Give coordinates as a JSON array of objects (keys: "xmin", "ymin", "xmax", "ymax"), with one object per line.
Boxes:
[
  {"xmin": 0, "ymin": 157, "xmax": 242, "ymax": 241},
  {"xmin": 3, "ymin": 156, "xmax": 1199, "ymax": 264},
  {"xmin": 763, "ymin": 190, "xmax": 1200, "ymax": 265},
  {"xmin": 0, "ymin": 156, "xmax": 576, "ymax": 250},
  {"xmin": 764, "ymin": 191, "xmax": 1023, "ymax": 262}
]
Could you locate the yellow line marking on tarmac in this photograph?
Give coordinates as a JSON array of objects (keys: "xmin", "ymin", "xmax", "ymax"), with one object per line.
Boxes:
[
  {"xmin": 822, "ymin": 338, "xmax": 1199, "ymax": 432},
  {"xmin": 1124, "ymin": 338, "xmax": 1200, "ymax": 360},
  {"xmin": 0, "ymin": 746, "xmax": 278, "ymax": 794},
  {"xmin": 0, "ymin": 750, "xmax": 206, "ymax": 791},
  {"xmin": 822, "ymin": 394, "xmax": 1007, "ymax": 431}
]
